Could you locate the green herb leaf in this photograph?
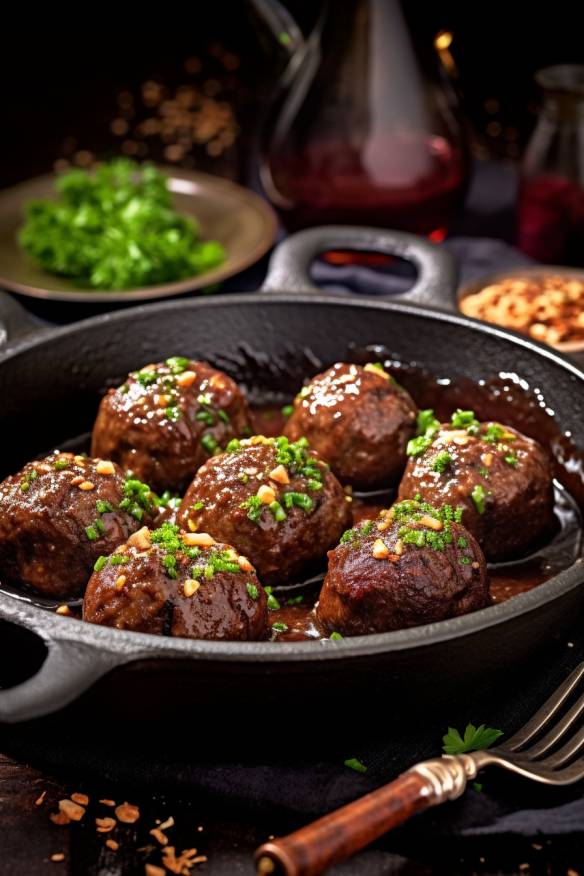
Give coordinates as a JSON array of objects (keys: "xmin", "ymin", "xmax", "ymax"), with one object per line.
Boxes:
[
  {"xmin": 442, "ymin": 723, "xmax": 503, "ymax": 755},
  {"xmin": 246, "ymin": 582, "xmax": 259, "ymax": 601},
  {"xmin": 344, "ymin": 757, "xmax": 367, "ymax": 773},
  {"xmin": 471, "ymin": 484, "xmax": 487, "ymax": 514},
  {"xmin": 431, "ymin": 451, "xmax": 452, "ymax": 474}
]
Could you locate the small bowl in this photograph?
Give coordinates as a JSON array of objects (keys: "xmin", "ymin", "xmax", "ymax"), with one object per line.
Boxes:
[{"xmin": 458, "ymin": 265, "xmax": 584, "ymax": 358}]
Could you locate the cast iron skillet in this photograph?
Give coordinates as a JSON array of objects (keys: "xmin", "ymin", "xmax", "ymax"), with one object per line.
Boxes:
[{"xmin": 0, "ymin": 226, "xmax": 583, "ymax": 727}]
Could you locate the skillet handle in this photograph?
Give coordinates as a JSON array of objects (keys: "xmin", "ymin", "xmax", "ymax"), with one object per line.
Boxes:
[
  {"xmin": 0, "ymin": 289, "xmax": 45, "ymax": 348},
  {"xmin": 0, "ymin": 595, "xmax": 121, "ymax": 723},
  {"xmin": 260, "ymin": 226, "xmax": 458, "ymax": 310}
]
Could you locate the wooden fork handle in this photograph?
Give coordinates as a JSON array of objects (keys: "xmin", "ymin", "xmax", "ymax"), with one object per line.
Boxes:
[{"xmin": 254, "ymin": 755, "xmax": 477, "ymax": 876}]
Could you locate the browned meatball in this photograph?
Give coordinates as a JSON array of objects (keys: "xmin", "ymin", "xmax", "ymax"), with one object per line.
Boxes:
[
  {"xmin": 176, "ymin": 436, "xmax": 351, "ymax": 585},
  {"xmin": 0, "ymin": 452, "xmax": 157, "ymax": 598},
  {"xmin": 317, "ymin": 499, "xmax": 489, "ymax": 636},
  {"xmin": 284, "ymin": 362, "xmax": 417, "ymax": 489},
  {"xmin": 398, "ymin": 409, "xmax": 556, "ymax": 561},
  {"xmin": 83, "ymin": 523, "xmax": 268, "ymax": 641},
  {"xmin": 91, "ymin": 357, "xmax": 252, "ymax": 493}
]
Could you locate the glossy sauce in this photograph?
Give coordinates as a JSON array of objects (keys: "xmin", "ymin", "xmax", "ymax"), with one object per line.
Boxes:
[{"xmin": 4, "ymin": 360, "xmax": 583, "ymax": 643}]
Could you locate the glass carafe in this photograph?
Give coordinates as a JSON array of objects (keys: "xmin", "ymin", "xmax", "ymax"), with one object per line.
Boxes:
[
  {"xmin": 258, "ymin": 0, "xmax": 469, "ymax": 238},
  {"xmin": 518, "ymin": 65, "xmax": 584, "ymax": 265}
]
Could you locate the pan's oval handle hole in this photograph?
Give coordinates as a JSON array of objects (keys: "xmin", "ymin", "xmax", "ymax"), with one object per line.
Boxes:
[
  {"xmin": 0, "ymin": 619, "xmax": 48, "ymax": 689},
  {"xmin": 310, "ymin": 250, "xmax": 417, "ymax": 297}
]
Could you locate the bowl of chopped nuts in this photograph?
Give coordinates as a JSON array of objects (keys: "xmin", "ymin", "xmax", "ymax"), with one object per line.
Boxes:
[{"xmin": 458, "ymin": 267, "xmax": 584, "ymax": 361}]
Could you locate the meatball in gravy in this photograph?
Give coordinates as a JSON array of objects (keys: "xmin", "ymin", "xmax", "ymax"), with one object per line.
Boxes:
[
  {"xmin": 83, "ymin": 523, "xmax": 268, "ymax": 641},
  {"xmin": 284, "ymin": 362, "xmax": 417, "ymax": 489},
  {"xmin": 0, "ymin": 453, "xmax": 157, "ymax": 598},
  {"xmin": 177, "ymin": 435, "xmax": 351, "ymax": 585},
  {"xmin": 398, "ymin": 409, "xmax": 555, "ymax": 560},
  {"xmin": 317, "ymin": 499, "xmax": 489, "ymax": 636},
  {"xmin": 91, "ymin": 357, "xmax": 252, "ymax": 493}
]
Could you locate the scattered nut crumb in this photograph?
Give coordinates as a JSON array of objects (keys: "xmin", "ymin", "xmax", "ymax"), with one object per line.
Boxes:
[
  {"xmin": 35, "ymin": 790, "xmax": 47, "ymax": 806},
  {"xmin": 96, "ymin": 460, "xmax": 115, "ymax": 475},
  {"xmin": 50, "ymin": 812, "xmax": 71, "ymax": 826},
  {"xmin": 78, "ymin": 480, "xmax": 96, "ymax": 491},
  {"xmin": 56, "ymin": 605, "xmax": 72, "ymax": 616},
  {"xmin": 99, "ymin": 799, "xmax": 116, "ymax": 807},
  {"xmin": 150, "ymin": 827, "xmax": 169, "ymax": 846},
  {"xmin": 105, "ymin": 839, "xmax": 119, "ymax": 851},
  {"xmin": 50, "ymin": 853, "xmax": 65, "ymax": 863},
  {"xmin": 71, "ymin": 793, "xmax": 89, "ymax": 806},
  {"xmin": 145, "ymin": 865, "xmax": 166, "ymax": 876},
  {"xmin": 96, "ymin": 817, "xmax": 117, "ymax": 833},
  {"xmin": 158, "ymin": 816, "xmax": 175, "ymax": 831},
  {"xmin": 58, "ymin": 799, "xmax": 85, "ymax": 821},
  {"xmin": 115, "ymin": 802, "xmax": 140, "ymax": 824}
]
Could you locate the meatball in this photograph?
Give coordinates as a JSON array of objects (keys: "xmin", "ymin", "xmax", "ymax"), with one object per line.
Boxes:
[
  {"xmin": 398, "ymin": 409, "xmax": 556, "ymax": 560},
  {"xmin": 284, "ymin": 362, "xmax": 417, "ymax": 489},
  {"xmin": 0, "ymin": 452, "xmax": 157, "ymax": 598},
  {"xmin": 176, "ymin": 435, "xmax": 351, "ymax": 585},
  {"xmin": 83, "ymin": 523, "xmax": 268, "ymax": 641},
  {"xmin": 317, "ymin": 499, "xmax": 489, "ymax": 636},
  {"xmin": 91, "ymin": 357, "xmax": 252, "ymax": 493}
]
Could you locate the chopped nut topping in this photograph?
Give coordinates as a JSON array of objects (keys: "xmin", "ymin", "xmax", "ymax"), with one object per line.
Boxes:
[
  {"xmin": 56, "ymin": 605, "xmax": 72, "ymax": 616},
  {"xmin": 481, "ymin": 452, "xmax": 493, "ymax": 467},
  {"xmin": 74, "ymin": 455, "xmax": 86, "ymax": 464},
  {"xmin": 128, "ymin": 527, "xmax": 152, "ymax": 550},
  {"xmin": 96, "ymin": 817, "xmax": 117, "ymax": 833},
  {"xmin": 96, "ymin": 460, "xmax": 115, "ymax": 475},
  {"xmin": 176, "ymin": 370, "xmax": 196, "ymax": 387},
  {"xmin": 394, "ymin": 538, "xmax": 404, "ymax": 556},
  {"xmin": 249, "ymin": 435, "xmax": 269, "ymax": 445},
  {"xmin": 99, "ymin": 799, "xmax": 116, "ymax": 807},
  {"xmin": 50, "ymin": 853, "xmax": 65, "ymax": 863},
  {"xmin": 183, "ymin": 532, "xmax": 215, "ymax": 547},
  {"xmin": 237, "ymin": 555, "xmax": 254, "ymax": 572},
  {"xmin": 105, "ymin": 839, "xmax": 119, "ymax": 851},
  {"xmin": 372, "ymin": 538, "xmax": 390, "ymax": 559},
  {"xmin": 71, "ymin": 793, "xmax": 89, "ymax": 806},
  {"xmin": 188, "ymin": 518, "xmax": 198, "ymax": 532},
  {"xmin": 150, "ymin": 827, "xmax": 169, "ymax": 846},
  {"xmin": 452, "ymin": 435, "xmax": 469, "ymax": 446},
  {"xmin": 59, "ymin": 799, "xmax": 85, "ymax": 821},
  {"xmin": 418, "ymin": 515, "xmax": 444, "ymax": 531},
  {"xmin": 115, "ymin": 802, "xmax": 140, "ymax": 824},
  {"xmin": 115, "ymin": 575, "xmax": 127, "ymax": 591},
  {"xmin": 183, "ymin": 579, "xmax": 200, "ymax": 598},
  {"xmin": 78, "ymin": 481, "xmax": 96, "ymax": 491},
  {"xmin": 35, "ymin": 790, "xmax": 47, "ymax": 806},
  {"xmin": 70, "ymin": 476, "xmax": 84, "ymax": 486},
  {"xmin": 376, "ymin": 520, "xmax": 391, "ymax": 531},
  {"xmin": 269, "ymin": 464, "xmax": 290, "ymax": 485},
  {"xmin": 156, "ymin": 394, "xmax": 172, "ymax": 407},
  {"xmin": 244, "ymin": 467, "xmax": 258, "ymax": 476},
  {"xmin": 472, "ymin": 561, "xmax": 480, "ymax": 569},
  {"xmin": 158, "ymin": 816, "xmax": 175, "ymax": 831},
  {"xmin": 257, "ymin": 484, "xmax": 276, "ymax": 504},
  {"xmin": 364, "ymin": 362, "xmax": 390, "ymax": 379},
  {"xmin": 437, "ymin": 429, "xmax": 469, "ymax": 445}
]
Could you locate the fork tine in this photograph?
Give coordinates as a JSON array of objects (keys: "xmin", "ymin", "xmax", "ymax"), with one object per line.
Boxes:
[
  {"xmin": 504, "ymin": 662, "xmax": 584, "ymax": 752},
  {"xmin": 521, "ymin": 689, "xmax": 584, "ymax": 759},
  {"xmin": 539, "ymin": 725, "xmax": 584, "ymax": 769}
]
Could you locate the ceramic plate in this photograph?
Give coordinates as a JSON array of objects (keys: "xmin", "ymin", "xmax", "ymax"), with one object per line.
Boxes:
[{"xmin": 0, "ymin": 167, "xmax": 277, "ymax": 303}]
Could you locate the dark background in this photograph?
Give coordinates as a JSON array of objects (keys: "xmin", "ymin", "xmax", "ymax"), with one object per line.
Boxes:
[{"xmin": 0, "ymin": 2, "xmax": 580, "ymax": 190}]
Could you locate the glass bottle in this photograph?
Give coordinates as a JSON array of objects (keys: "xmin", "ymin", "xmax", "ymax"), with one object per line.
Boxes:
[
  {"xmin": 259, "ymin": 0, "xmax": 469, "ymax": 239},
  {"xmin": 518, "ymin": 65, "xmax": 584, "ymax": 265}
]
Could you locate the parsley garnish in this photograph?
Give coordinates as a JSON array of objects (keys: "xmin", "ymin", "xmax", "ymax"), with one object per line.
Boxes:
[
  {"xmin": 431, "ymin": 451, "xmax": 452, "ymax": 474},
  {"xmin": 442, "ymin": 723, "xmax": 503, "ymax": 755},
  {"xmin": 246, "ymin": 582, "xmax": 259, "ymax": 601},
  {"xmin": 407, "ymin": 409, "xmax": 440, "ymax": 457},
  {"xmin": 344, "ymin": 757, "xmax": 367, "ymax": 773},
  {"xmin": 451, "ymin": 409, "xmax": 480, "ymax": 433},
  {"xmin": 504, "ymin": 453, "xmax": 518, "ymax": 467},
  {"xmin": 471, "ymin": 484, "xmax": 487, "ymax": 514}
]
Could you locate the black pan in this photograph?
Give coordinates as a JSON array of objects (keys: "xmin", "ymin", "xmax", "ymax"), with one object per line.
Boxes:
[{"xmin": 1, "ymin": 226, "xmax": 583, "ymax": 729}]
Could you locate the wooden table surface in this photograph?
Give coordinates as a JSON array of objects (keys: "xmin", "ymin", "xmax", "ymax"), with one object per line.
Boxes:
[{"xmin": 1, "ymin": 753, "xmax": 583, "ymax": 876}]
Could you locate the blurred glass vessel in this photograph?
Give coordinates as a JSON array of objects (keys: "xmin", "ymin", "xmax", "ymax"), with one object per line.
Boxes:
[
  {"xmin": 518, "ymin": 65, "xmax": 584, "ymax": 265},
  {"xmin": 258, "ymin": 0, "xmax": 469, "ymax": 238}
]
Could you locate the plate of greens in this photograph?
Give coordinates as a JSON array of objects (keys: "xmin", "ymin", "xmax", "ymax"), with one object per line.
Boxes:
[{"xmin": 0, "ymin": 160, "xmax": 277, "ymax": 302}]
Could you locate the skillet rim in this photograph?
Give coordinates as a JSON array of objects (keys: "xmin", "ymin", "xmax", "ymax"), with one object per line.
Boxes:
[{"xmin": 1, "ymin": 290, "xmax": 584, "ymax": 663}]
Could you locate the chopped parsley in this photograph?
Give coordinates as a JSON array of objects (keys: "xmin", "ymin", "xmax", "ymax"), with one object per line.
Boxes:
[
  {"xmin": 450, "ymin": 409, "xmax": 480, "ymax": 433},
  {"xmin": 272, "ymin": 622, "xmax": 288, "ymax": 633},
  {"xmin": 471, "ymin": 484, "xmax": 487, "ymax": 515},
  {"xmin": 201, "ymin": 433, "xmax": 220, "ymax": 455},
  {"xmin": 483, "ymin": 423, "xmax": 506, "ymax": 444},
  {"xmin": 283, "ymin": 491, "xmax": 313, "ymax": 513},
  {"xmin": 246, "ymin": 582, "xmax": 259, "ymax": 601},
  {"xmin": 267, "ymin": 593, "xmax": 281, "ymax": 610},
  {"xmin": 240, "ymin": 495, "xmax": 264, "ymax": 523},
  {"xmin": 329, "ymin": 631, "xmax": 343, "ymax": 640},
  {"xmin": 165, "ymin": 356, "xmax": 190, "ymax": 374},
  {"xmin": 392, "ymin": 499, "xmax": 464, "ymax": 552},
  {"xmin": 431, "ymin": 451, "xmax": 452, "ymax": 474},
  {"xmin": 407, "ymin": 409, "xmax": 440, "ymax": 457},
  {"xmin": 340, "ymin": 520, "xmax": 375, "ymax": 544},
  {"xmin": 504, "ymin": 453, "xmax": 518, "ymax": 467},
  {"xmin": 442, "ymin": 723, "xmax": 503, "ymax": 755},
  {"xmin": 281, "ymin": 405, "xmax": 294, "ymax": 417},
  {"xmin": 269, "ymin": 500, "xmax": 287, "ymax": 522},
  {"xmin": 120, "ymin": 476, "xmax": 156, "ymax": 521},
  {"xmin": 344, "ymin": 758, "xmax": 367, "ymax": 773},
  {"xmin": 53, "ymin": 458, "xmax": 70, "ymax": 471}
]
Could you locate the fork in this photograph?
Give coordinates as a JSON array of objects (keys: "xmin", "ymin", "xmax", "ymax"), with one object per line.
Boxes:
[{"xmin": 254, "ymin": 661, "xmax": 584, "ymax": 876}]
